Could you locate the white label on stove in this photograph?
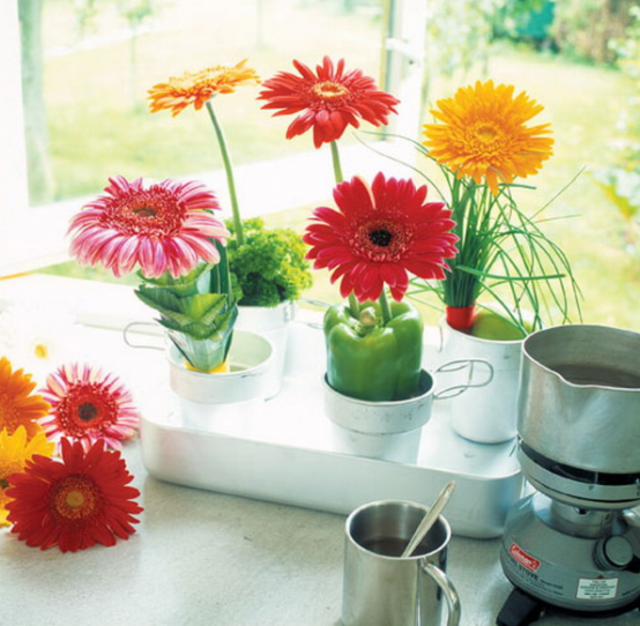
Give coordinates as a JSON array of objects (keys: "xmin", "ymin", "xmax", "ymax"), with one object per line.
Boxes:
[{"xmin": 576, "ymin": 577, "xmax": 619, "ymax": 600}]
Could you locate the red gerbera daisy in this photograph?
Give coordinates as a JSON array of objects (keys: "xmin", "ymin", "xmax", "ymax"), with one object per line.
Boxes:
[
  {"xmin": 258, "ymin": 56, "xmax": 400, "ymax": 148},
  {"xmin": 6, "ymin": 438, "xmax": 142, "ymax": 552},
  {"xmin": 39, "ymin": 363, "xmax": 140, "ymax": 453},
  {"xmin": 303, "ymin": 173, "xmax": 458, "ymax": 302},
  {"xmin": 68, "ymin": 175, "xmax": 229, "ymax": 279}
]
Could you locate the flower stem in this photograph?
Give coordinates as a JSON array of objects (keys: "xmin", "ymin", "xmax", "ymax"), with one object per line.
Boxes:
[
  {"xmin": 330, "ymin": 141, "xmax": 344, "ymax": 184},
  {"xmin": 206, "ymin": 99, "xmax": 244, "ymax": 246},
  {"xmin": 378, "ymin": 289, "xmax": 392, "ymax": 325},
  {"xmin": 348, "ymin": 292, "xmax": 359, "ymax": 318},
  {"xmin": 333, "ymin": 141, "xmax": 357, "ymax": 310}
]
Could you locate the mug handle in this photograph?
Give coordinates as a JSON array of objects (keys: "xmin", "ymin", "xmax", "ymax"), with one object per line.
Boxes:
[
  {"xmin": 432, "ymin": 358, "xmax": 494, "ymax": 400},
  {"xmin": 122, "ymin": 321, "xmax": 165, "ymax": 351},
  {"xmin": 420, "ymin": 561, "xmax": 462, "ymax": 626}
]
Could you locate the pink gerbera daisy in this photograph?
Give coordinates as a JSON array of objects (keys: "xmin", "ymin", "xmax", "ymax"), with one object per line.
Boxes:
[
  {"xmin": 68, "ymin": 175, "xmax": 229, "ymax": 279},
  {"xmin": 303, "ymin": 173, "xmax": 458, "ymax": 302},
  {"xmin": 6, "ymin": 438, "xmax": 142, "ymax": 552},
  {"xmin": 39, "ymin": 363, "xmax": 140, "ymax": 453},
  {"xmin": 258, "ymin": 56, "xmax": 400, "ymax": 148}
]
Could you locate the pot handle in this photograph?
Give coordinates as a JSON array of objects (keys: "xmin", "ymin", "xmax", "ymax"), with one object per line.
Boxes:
[
  {"xmin": 433, "ymin": 358, "xmax": 494, "ymax": 400},
  {"xmin": 420, "ymin": 561, "xmax": 462, "ymax": 626},
  {"xmin": 122, "ymin": 321, "xmax": 165, "ymax": 351}
]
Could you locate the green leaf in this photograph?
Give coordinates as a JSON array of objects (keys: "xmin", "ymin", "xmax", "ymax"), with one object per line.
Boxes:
[
  {"xmin": 140, "ymin": 263, "xmax": 213, "ymax": 291},
  {"xmin": 135, "ymin": 285, "xmax": 183, "ymax": 314},
  {"xmin": 177, "ymin": 293, "xmax": 226, "ymax": 320}
]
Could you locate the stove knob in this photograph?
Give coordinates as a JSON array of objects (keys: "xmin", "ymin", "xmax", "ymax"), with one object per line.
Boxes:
[{"xmin": 594, "ymin": 535, "xmax": 634, "ymax": 571}]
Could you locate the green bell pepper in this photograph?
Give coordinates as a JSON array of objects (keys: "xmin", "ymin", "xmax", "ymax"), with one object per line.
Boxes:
[{"xmin": 324, "ymin": 299, "xmax": 424, "ymax": 402}]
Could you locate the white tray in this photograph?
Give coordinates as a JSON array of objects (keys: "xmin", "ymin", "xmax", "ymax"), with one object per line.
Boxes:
[{"xmin": 140, "ymin": 321, "xmax": 524, "ymax": 539}]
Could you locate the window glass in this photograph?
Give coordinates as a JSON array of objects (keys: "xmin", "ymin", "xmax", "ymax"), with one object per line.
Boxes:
[{"xmin": 22, "ymin": 0, "xmax": 386, "ymax": 206}]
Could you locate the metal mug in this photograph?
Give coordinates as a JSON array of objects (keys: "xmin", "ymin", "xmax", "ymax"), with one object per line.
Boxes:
[{"xmin": 342, "ymin": 500, "xmax": 461, "ymax": 626}]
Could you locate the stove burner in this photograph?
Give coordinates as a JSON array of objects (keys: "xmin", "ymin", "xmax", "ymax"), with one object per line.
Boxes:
[
  {"xmin": 518, "ymin": 443, "xmax": 640, "ymax": 509},
  {"xmin": 497, "ymin": 586, "xmax": 640, "ymax": 626},
  {"xmin": 520, "ymin": 442, "xmax": 640, "ymax": 487}
]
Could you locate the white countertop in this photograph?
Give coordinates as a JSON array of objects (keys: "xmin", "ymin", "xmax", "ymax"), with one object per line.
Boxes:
[
  {"xmin": 1, "ymin": 310, "xmax": 639, "ymax": 625},
  {"xmin": 2, "ymin": 437, "xmax": 638, "ymax": 626}
]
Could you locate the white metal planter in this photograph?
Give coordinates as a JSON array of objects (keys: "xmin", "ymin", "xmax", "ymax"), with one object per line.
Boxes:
[{"xmin": 438, "ymin": 321, "xmax": 522, "ymax": 444}]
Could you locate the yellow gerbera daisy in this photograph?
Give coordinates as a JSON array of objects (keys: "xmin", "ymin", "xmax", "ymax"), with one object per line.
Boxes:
[
  {"xmin": 422, "ymin": 80, "xmax": 554, "ymax": 195},
  {"xmin": 0, "ymin": 425, "xmax": 55, "ymax": 525},
  {"xmin": 148, "ymin": 59, "xmax": 260, "ymax": 116},
  {"xmin": 0, "ymin": 356, "xmax": 51, "ymax": 439}
]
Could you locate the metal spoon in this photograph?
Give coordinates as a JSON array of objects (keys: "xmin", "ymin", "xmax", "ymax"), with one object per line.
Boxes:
[{"xmin": 401, "ymin": 481, "xmax": 456, "ymax": 558}]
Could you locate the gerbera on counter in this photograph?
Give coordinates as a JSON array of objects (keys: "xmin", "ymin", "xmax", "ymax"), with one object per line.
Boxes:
[
  {"xmin": 0, "ymin": 357, "xmax": 51, "ymax": 440},
  {"xmin": 38, "ymin": 363, "xmax": 140, "ymax": 453},
  {"xmin": 5, "ymin": 438, "xmax": 142, "ymax": 552},
  {"xmin": 0, "ymin": 426, "xmax": 54, "ymax": 526},
  {"xmin": 0, "ymin": 303, "xmax": 83, "ymax": 385},
  {"xmin": 303, "ymin": 173, "xmax": 457, "ymax": 402}
]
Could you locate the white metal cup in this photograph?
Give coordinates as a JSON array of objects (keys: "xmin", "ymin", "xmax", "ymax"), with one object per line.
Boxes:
[
  {"xmin": 123, "ymin": 323, "xmax": 275, "ymax": 405},
  {"xmin": 323, "ymin": 361, "xmax": 493, "ymax": 463},
  {"xmin": 343, "ymin": 500, "xmax": 461, "ymax": 626},
  {"xmin": 439, "ymin": 321, "xmax": 522, "ymax": 443},
  {"xmin": 235, "ymin": 301, "xmax": 295, "ymax": 397}
]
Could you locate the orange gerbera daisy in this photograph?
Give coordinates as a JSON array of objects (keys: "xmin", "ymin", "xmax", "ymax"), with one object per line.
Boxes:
[
  {"xmin": 422, "ymin": 80, "xmax": 554, "ymax": 195},
  {"xmin": 6, "ymin": 438, "xmax": 143, "ymax": 552},
  {"xmin": 148, "ymin": 59, "xmax": 260, "ymax": 116},
  {"xmin": 0, "ymin": 357, "xmax": 51, "ymax": 439},
  {"xmin": 0, "ymin": 426, "xmax": 54, "ymax": 526}
]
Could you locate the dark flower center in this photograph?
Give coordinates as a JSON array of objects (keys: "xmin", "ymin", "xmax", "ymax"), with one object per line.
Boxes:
[
  {"xmin": 369, "ymin": 228, "xmax": 393, "ymax": 247},
  {"xmin": 132, "ymin": 207, "xmax": 158, "ymax": 218},
  {"xmin": 57, "ymin": 382, "xmax": 120, "ymax": 437},
  {"xmin": 110, "ymin": 188, "xmax": 186, "ymax": 237},
  {"xmin": 353, "ymin": 219, "xmax": 412, "ymax": 263},
  {"xmin": 78, "ymin": 402, "xmax": 98, "ymax": 422}
]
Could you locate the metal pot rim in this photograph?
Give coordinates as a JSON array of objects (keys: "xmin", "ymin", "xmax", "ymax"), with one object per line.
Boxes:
[{"xmin": 522, "ymin": 324, "xmax": 640, "ymax": 393}]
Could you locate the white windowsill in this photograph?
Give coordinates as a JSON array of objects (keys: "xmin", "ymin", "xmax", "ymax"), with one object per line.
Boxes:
[{"xmin": 0, "ymin": 274, "xmax": 149, "ymax": 331}]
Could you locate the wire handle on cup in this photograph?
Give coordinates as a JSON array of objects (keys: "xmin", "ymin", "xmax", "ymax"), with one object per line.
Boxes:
[
  {"xmin": 432, "ymin": 358, "xmax": 494, "ymax": 400},
  {"xmin": 122, "ymin": 321, "xmax": 165, "ymax": 351}
]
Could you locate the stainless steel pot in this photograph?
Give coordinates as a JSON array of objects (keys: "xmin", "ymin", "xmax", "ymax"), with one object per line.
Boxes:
[{"xmin": 518, "ymin": 325, "xmax": 640, "ymax": 475}]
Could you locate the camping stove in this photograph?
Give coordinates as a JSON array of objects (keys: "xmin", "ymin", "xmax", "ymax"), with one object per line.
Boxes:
[{"xmin": 497, "ymin": 325, "xmax": 640, "ymax": 626}]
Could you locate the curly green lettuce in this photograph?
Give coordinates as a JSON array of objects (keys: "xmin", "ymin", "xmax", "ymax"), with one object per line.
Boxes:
[{"xmin": 226, "ymin": 218, "xmax": 313, "ymax": 307}]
